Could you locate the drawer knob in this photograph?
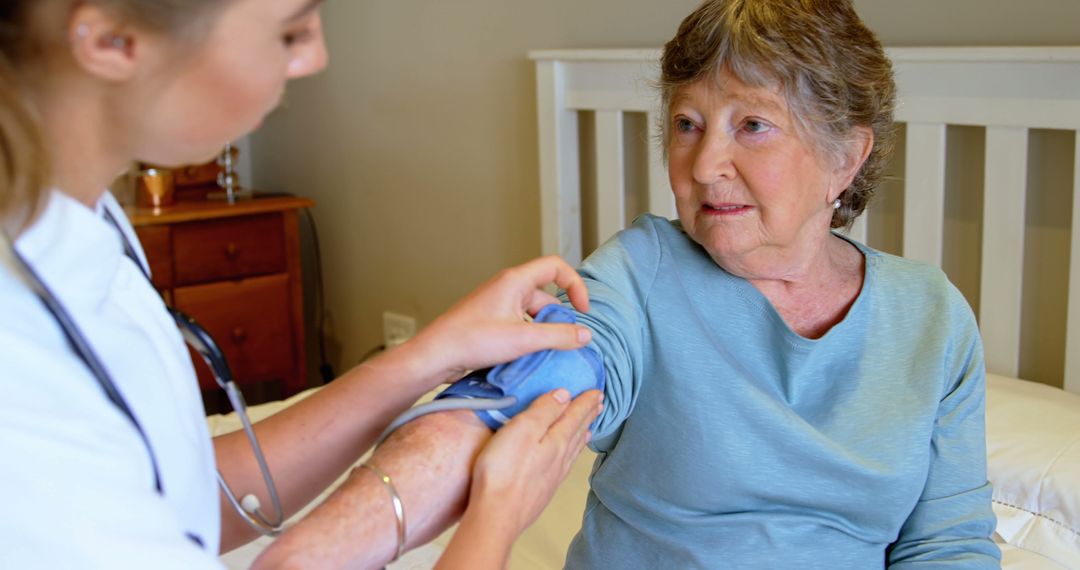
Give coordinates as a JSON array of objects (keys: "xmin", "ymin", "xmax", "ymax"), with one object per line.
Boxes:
[
  {"xmin": 231, "ymin": 327, "xmax": 247, "ymax": 343},
  {"xmin": 225, "ymin": 242, "xmax": 240, "ymax": 259}
]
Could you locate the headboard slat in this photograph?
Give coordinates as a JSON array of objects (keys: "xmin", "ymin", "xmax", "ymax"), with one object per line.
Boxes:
[
  {"xmin": 896, "ymin": 97, "xmax": 1080, "ymax": 130},
  {"xmin": 1066, "ymin": 132, "xmax": 1080, "ymax": 393},
  {"xmin": 536, "ymin": 61, "xmax": 584, "ymax": 267},
  {"xmin": 902, "ymin": 123, "xmax": 947, "ymax": 266},
  {"xmin": 646, "ymin": 112, "xmax": 676, "ymax": 219},
  {"xmin": 595, "ymin": 110, "xmax": 628, "ymax": 245},
  {"xmin": 980, "ymin": 127, "xmax": 1030, "ymax": 378},
  {"xmin": 567, "ymin": 92, "xmax": 653, "ymax": 113}
]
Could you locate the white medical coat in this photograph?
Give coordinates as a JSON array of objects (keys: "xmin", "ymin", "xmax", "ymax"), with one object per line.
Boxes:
[{"xmin": 0, "ymin": 190, "xmax": 222, "ymax": 567}]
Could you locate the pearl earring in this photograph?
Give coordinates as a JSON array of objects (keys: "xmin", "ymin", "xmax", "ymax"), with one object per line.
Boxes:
[
  {"xmin": 106, "ymin": 35, "xmax": 130, "ymax": 49},
  {"xmin": 832, "ymin": 198, "xmax": 842, "ymax": 210}
]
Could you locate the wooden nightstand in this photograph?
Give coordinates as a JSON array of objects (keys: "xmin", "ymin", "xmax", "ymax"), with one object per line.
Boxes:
[{"xmin": 127, "ymin": 195, "xmax": 314, "ymax": 398}]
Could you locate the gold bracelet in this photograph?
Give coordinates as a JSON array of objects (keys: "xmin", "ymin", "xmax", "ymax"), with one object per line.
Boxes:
[{"xmin": 358, "ymin": 462, "xmax": 407, "ymax": 562}]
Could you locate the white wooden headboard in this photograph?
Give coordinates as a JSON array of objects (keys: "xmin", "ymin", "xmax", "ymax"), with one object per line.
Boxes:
[{"xmin": 530, "ymin": 47, "xmax": 1080, "ymax": 393}]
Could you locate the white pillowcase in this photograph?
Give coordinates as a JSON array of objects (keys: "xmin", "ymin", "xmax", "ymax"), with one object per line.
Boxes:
[{"xmin": 986, "ymin": 373, "xmax": 1080, "ymax": 568}]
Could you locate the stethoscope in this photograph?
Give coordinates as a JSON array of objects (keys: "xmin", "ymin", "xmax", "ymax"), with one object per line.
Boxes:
[
  {"xmin": 2, "ymin": 205, "xmax": 527, "ymax": 549},
  {"xmin": 3, "ymin": 210, "xmax": 287, "ymax": 544}
]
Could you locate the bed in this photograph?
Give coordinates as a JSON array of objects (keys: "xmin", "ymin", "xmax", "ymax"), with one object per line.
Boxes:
[{"xmin": 218, "ymin": 47, "xmax": 1080, "ymax": 568}]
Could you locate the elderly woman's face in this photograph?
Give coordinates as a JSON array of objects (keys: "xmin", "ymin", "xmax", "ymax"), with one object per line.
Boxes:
[{"xmin": 667, "ymin": 71, "xmax": 847, "ymax": 274}]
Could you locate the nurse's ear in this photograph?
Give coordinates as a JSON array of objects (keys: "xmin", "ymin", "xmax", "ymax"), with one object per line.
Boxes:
[{"xmin": 67, "ymin": 4, "xmax": 145, "ymax": 82}]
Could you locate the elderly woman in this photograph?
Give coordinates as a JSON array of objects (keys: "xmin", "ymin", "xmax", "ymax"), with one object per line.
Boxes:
[
  {"xmin": 275, "ymin": 0, "xmax": 999, "ymax": 566},
  {"xmin": 559, "ymin": 0, "xmax": 1000, "ymax": 567}
]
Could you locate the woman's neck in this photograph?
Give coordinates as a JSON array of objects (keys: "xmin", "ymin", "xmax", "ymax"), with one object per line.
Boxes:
[
  {"xmin": 713, "ymin": 214, "xmax": 841, "ymax": 288},
  {"xmin": 746, "ymin": 233, "xmax": 865, "ymax": 339},
  {"xmin": 36, "ymin": 74, "xmax": 133, "ymax": 208}
]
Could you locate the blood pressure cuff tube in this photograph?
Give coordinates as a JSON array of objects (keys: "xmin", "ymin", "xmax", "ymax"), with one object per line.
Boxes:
[{"xmin": 435, "ymin": 304, "xmax": 605, "ymax": 431}]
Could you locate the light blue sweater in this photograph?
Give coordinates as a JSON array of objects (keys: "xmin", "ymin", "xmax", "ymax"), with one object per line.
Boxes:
[{"xmin": 563, "ymin": 215, "xmax": 1000, "ymax": 569}]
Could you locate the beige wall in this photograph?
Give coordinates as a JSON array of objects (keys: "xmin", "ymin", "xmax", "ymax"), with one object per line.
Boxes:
[{"xmin": 251, "ymin": 0, "xmax": 1080, "ymax": 376}]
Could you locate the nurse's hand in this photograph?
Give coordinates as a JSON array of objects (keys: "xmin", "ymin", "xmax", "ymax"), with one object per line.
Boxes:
[
  {"xmin": 435, "ymin": 388, "xmax": 603, "ymax": 569},
  {"xmin": 408, "ymin": 255, "xmax": 592, "ymax": 385}
]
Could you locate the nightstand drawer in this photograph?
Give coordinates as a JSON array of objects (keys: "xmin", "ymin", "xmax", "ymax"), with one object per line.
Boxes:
[
  {"xmin": 129, "ymin": 194, "xmax": 313, "ymax": 401},
  {"xmin": 173, "ymin": 273, "xmax": 294, "ymax": 389},
  {"xmin": 174, "ymin": 161, "xmax": 221, "ymax": 187},
  {"xmin": 134, "ymin": 225, "xmax": 173, "ymax": 290},
  {"xmin": 172, "ymin": 213, "xmax": 286, "ymax": 285}
]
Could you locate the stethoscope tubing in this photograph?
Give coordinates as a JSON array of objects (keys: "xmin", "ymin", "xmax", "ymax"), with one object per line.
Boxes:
[
  {"xmin": 6, "ymin": 237, "xmax": 164, "ymax": 494},
  {"xmin": 5, "ymin": 216, "xmax": 288, "ymax": 538},
  {"xmin": 4, "ymin": 213, "xmax": 524, "ymax": 544}
]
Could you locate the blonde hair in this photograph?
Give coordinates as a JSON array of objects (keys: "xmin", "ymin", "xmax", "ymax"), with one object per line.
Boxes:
[
  {"xmin": 0, "ymin": 55, "xmax": 49, "ymax": 237},
  {"xmin": 0, "ymin": 0, "xmax": 233, "ymax": 237},
  {"xmin": 660, "ymin": 0, "xmax": 897, "ymax": 229}
]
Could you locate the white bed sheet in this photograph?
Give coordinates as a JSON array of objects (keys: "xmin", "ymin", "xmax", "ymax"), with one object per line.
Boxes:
[
  {"xmin": 998, "ymin": 542, "xmax": 1070, "ymax": 569},
  {"xmin": 986, "ymin": 374, "xmax": 1080, "ymax": 569}
]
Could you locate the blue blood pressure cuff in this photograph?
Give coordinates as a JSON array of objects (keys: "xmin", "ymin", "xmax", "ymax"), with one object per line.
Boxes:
[{"xmin": 435, "ymin": 304, "xmax": 605, "ymax": 430}]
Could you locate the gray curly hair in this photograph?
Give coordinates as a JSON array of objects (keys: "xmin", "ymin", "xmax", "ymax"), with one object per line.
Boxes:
[{"xmin": 659, "ymin": 0, "xmax": 897, "ymax": 229}]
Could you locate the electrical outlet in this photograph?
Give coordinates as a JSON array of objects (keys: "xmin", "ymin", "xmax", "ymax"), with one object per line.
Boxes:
[{"xmin": 383, "ymin": 311, "xmax": 417, "ymax": 348}]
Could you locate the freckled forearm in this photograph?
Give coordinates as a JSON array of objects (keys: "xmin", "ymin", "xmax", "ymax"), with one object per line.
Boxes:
[{"xmin": 253, "ymin": 410, "xmax": 492, "ymax": 569}]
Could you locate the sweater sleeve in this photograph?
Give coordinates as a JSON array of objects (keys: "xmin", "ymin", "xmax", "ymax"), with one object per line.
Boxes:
[
  {"xmin": 559, "ymin": 216, "xmax": 664, "ymax": 452},
  {"xmin": 887, "ymin": 294, "xmax": 1001, "ymax": 568}
]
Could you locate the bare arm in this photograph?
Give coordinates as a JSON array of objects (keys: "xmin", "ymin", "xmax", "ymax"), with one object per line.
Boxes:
[
  {"xmin": 253, "ymin": 388, "xmax": 601, "ymax": 569},
  {"xmin": 213, "ymin": 256, "xmax": 594, "ymax": 552}
]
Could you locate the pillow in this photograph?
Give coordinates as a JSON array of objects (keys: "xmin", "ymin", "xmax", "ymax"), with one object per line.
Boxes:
[
  {"xmin": 996, "ymin": 542, "xmax": 1069, "ymax": 569},
  {"xmin": 986, "ymin": 373, "xmax": 1080, "ymax": 568}
]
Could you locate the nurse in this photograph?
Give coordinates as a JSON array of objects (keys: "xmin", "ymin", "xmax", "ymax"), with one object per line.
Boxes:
[{"xmin": 0, "ymin": 0, "xmax": 602, "ymax": 568}]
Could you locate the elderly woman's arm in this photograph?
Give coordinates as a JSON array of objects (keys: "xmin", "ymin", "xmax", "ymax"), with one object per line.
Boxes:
[{"xmin": 887, "ymin": 338, "xmax": 1001, "ymax": 567}]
